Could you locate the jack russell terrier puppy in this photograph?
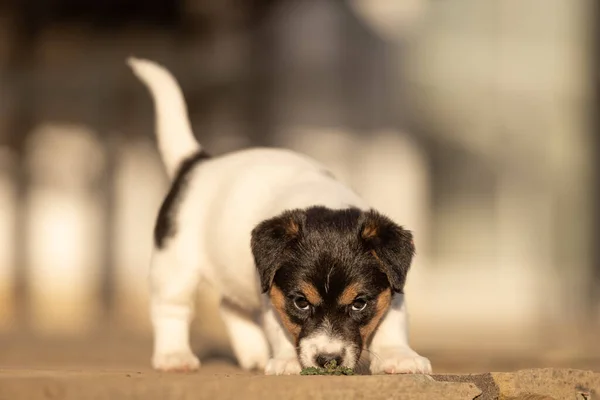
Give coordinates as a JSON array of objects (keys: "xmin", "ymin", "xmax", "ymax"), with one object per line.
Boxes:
[{"xmin": 127, "ymin": 57, "xmax": 432, "ymax": 376}]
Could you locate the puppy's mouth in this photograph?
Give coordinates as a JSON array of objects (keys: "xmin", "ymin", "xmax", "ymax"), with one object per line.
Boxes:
[{"xmin": 297, "ymin": 333, "xmax": 360, "ymax": 369}]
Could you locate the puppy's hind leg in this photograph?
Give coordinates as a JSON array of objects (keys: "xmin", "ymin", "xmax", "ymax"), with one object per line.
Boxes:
[
  {"xmin": 150, "ymin": 245, "xmax": 202, "ymax": 372},
  {"xmin": 219, "ymin": 299, "xmax": 270, "ymax": 371}
]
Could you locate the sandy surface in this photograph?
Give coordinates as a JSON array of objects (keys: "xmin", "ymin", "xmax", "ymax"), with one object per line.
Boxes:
[
  {"xmin": 1, "ymin": 334, "xmax": 599, "ymax": 399},
  {"xmin": 1, "ymin": 365, "xmax": 483, "ymax": 400}
]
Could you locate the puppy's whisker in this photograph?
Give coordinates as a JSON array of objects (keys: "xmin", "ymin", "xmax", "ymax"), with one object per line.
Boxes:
[
  {"xmin": 362, "ymin": 348, "xmax": 382, "ymax": 361},
  {"xmin": 356, "ymin": 358, "xmax": 371, "ymax": 374}
]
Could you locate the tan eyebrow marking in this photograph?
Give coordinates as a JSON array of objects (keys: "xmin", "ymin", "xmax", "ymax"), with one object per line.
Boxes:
[
  {"xmin": 269, "ymin": 285, "xmax": 301, "ymax": 344},
  {"xmin": 338, "ymin": 282, "xmax": 362, "ymax": 305},
  {"xmin": 359, "ymin": 288, "xmax": 392, "ymax": 345},
  {"xmin": 299, "ymin": 281, "xmax": 322, "ymax": 305}
]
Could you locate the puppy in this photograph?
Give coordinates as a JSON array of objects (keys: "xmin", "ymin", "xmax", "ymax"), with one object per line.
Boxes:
[{"xmin": 127, "ymin": 57, "xmax": 432, "ymax": 375}]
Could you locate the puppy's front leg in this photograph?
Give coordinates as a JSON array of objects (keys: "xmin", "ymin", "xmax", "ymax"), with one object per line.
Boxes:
[
  {"xmin": 219, "ymin": 300, "xmax": 270, "ymax": 371},
  {"xmin": 368, "ymin": 293, "xmax": 432, "ymax": 374},
  {"xmin": 262, "ymin": 301, "xmax": 302, "ymax": 375}
]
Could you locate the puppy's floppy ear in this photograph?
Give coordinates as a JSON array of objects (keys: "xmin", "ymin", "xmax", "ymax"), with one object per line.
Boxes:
[
  {"xmin": 359, "ymin": 210, "xmax": 415, "ymax": 293},
  {"xmin": 251, "ymin": 209, "xmax": 305, "ymax": 293}
]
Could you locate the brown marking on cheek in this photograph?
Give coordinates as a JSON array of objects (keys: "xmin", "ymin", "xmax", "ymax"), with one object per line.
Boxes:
[
  {"xmin": 359, "ymin": 289, "xmax": 392, "ymax": 345},
  {"xmin": 338, "ymin": 282, "xmax": 362, "ymax": 305},
  {"xmin": 269, "ymin": 285, "xmax": 301, "ymax": 343},
  {"xmin": 299, "ymin": 282, "xmax": 322, "ymax": 305}
]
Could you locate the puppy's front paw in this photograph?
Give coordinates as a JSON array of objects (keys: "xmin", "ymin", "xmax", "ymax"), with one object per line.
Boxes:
[
  {"xmin": 152, "ymin": 350, "xmax": 200, "ymax": 372},
  {"xmin": 236, "ymin": 346, "xmax": 269, "ymax": 371},
  {"xmin": 370, "ymin": 348, "xmax": 432, "ymax": 375},
  {"xmin": 264, "ymin": 357, "xmax": 302, "ymax": 375}
]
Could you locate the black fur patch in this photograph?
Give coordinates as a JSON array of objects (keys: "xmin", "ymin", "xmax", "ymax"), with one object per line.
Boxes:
[
  {"xmin": 251, "ymin": 206, "xmax": 415, "ymax": 362},
  {"xmin": 154, "ymin": 150, "xmax": 211, "ymax": 249}
]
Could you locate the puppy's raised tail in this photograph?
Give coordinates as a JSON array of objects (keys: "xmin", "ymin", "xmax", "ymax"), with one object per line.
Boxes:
[{"xmin": 127, "ymin": 57, "xmax": 200, "ymax": 178}]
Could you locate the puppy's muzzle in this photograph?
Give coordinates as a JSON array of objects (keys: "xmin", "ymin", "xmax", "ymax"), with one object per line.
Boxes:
[{"xmin": 315, "ymin": 352, "xmax": 344, "ymax": 368}]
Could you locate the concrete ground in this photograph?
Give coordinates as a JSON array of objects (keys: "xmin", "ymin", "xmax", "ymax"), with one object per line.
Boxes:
[{"xmin": 1, "ymin": 334, "xmax": 599, "ymax": 399}]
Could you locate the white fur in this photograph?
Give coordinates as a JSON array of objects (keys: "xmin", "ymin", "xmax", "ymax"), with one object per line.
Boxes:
[
  {"xmin": 127, "ymin": 57, "xmax": 200, "ymax": 178},
  {"xmin": 368, "ymin": 294, "xmax": 432, "ymax": 374},
  {"xmin": 127, "ymin": 57, "xmax": 431, "ymax": 375},
  {"xmin": 219, "ymin": 301, "xmax": 270, "ymax": 371},
  {"xmin": 298, "ymin": 320, "xmax": 358, "ymax": 368}
]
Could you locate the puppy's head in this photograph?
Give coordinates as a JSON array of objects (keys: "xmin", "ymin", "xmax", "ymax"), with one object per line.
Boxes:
[{"xmin": 251, "ymin": 206, "xmax": 415, "ymax": 370}]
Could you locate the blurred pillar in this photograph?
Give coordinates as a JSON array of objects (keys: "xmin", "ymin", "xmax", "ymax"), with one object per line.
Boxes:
[
  {"xmin": 93, "ymin": 67, "xmax": 121, "ymax": 327},
  {"xmin": 25, "ymin": 124, "xmax": 104, "ymax": 335},
  {"xmin": 0, "ymin": 150, "xmax": 17, "ymax": 331}
]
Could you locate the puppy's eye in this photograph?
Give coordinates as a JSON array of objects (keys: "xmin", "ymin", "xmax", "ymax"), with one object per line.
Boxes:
[
  {"xmin": 351, "ymin": 299, "xmax": 367, "ymax": 312},
  {"xmin": 293, "ymin": 297, "xmax": 311, "ymax": 311}
]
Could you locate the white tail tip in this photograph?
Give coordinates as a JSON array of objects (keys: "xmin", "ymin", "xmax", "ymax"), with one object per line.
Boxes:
[
  {"xmin": 127, "ymin": 57, "xmax": 170, "ymax": 84},
  {"xmin": 127, "ymin": 56, "xmax": 200, "ymax": 178}
]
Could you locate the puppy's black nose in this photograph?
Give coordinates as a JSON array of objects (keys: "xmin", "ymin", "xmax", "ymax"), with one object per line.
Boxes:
[{"xmin": 315, "ymin": 353, "xmax": 344, "ymax": 368}]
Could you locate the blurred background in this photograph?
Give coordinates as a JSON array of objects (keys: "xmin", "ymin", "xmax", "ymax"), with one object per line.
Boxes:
[{"xmin": 0, "ymin": 0, "xmax": 598, "ymax": 373}]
